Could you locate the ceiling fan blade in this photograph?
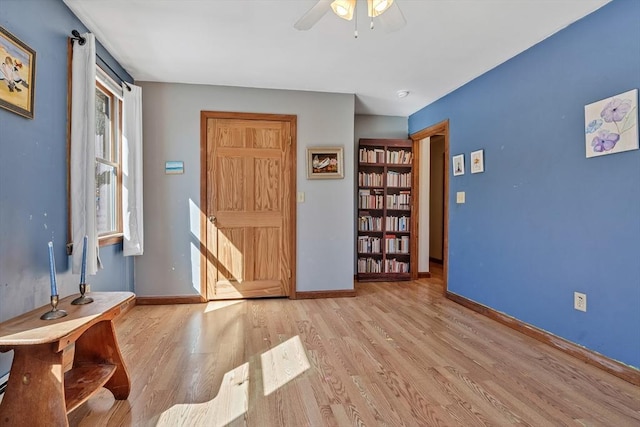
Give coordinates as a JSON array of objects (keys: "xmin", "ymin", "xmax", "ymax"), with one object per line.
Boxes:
[
  {"xmin": 378, "ymin": 2, "xmax": 406, "ymax": 33},
  {"xmin": 294, "ymin": 0, "xmax": 334, "ymax": 30}
]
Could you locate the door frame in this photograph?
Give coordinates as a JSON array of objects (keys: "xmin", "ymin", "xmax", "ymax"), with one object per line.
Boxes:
[
  {"xmin": 199, "ymin": 111, "xmax": 297, "ymax": 299},
  {"xmin": 410, "ymin": 119, "xmax": 449, "ymax": 294}
]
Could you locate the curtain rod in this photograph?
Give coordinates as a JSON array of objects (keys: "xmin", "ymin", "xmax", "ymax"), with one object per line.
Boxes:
[{"xmin": 70, "ymin": 30, "xmax": 132, "ymax": 92}]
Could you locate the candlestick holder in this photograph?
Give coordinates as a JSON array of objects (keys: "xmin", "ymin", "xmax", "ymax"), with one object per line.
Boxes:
[
  {"xmin": 71, "ymin": 283, "xmax": 94, "ymax": 305},
  {"xmin": 41, "ymin": 295, "xmax": 68, "ymax": 320}
]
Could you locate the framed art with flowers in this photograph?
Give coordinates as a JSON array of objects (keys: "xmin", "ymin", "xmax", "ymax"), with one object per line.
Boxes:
[
  {"xmin": 307, "ymin": 146, "xmax": 344, "ymax": 179},
  {"xmin": 584, "ymin": 89, "xmax": 638, "ymax": 158}
]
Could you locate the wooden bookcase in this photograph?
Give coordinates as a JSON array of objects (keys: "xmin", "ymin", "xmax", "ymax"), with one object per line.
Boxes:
[{"xmin": 357, "ymin": 138, "xmax": 413, "ymax": 281}]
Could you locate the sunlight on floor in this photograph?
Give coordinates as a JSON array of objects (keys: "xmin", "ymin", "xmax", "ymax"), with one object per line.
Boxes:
[
  {"xmin": 156, "ymin": 362, "xmax": 249, "ymax": 427},
  {"xmin": 154, "ymin": 335, "xmax": 310, "ymax": 425},
  {"xmin": 261, "ymin": 335, "xmax": 310, "ymax": 396},
  {"xmin": 203, "ymin": 299, "xmax": 244, "ymax": 314}
]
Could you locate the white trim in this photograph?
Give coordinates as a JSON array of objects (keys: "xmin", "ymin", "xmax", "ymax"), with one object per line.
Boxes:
[{"xmin": 96, "ymin": 66, "xmax": 123, "ymax": 100}]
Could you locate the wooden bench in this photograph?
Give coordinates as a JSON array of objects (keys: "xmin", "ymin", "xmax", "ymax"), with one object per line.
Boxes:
[{"xmin": 0, "ymin": 292, "xmax": 135, "ymax": 426}]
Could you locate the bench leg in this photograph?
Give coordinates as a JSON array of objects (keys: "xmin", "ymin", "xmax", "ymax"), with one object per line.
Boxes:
[
  {"xmin": 0, "ymin": 344, "xmax": 68, "ymax": 427},
  {"xmin": 73, "ymin": 320, "xmax": 131, "ymax": 400}
]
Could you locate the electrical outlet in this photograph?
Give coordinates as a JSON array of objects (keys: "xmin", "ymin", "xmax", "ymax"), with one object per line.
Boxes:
[{"xmin": 574, "ymin": 292, "xmax": 587, "ymax": 312}]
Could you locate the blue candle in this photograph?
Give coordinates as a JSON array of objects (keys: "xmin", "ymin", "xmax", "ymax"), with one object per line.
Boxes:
[
  {"xmin": 80, "ymin": 235, "xmax": 88, "ymax": 284},
  {"xmin": 48, "ymin": 241, "xmax": 58, "ymax": 296}
]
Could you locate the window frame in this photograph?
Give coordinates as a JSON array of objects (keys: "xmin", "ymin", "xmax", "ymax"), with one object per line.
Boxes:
[
  {"xmin": 66, "ymin": 57, "xmax": 124, "ymax": 251},
  {"xmin": 94, "ymin": 76, "xmax": 124, "ymax": 245}
]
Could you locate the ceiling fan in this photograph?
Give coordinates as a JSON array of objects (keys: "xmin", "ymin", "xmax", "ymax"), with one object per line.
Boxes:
[{"xmin": 294, "ymin": 0, "xmax": 406, "ymax": 35}]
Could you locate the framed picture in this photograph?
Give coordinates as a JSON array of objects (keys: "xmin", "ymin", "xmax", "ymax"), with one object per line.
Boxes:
[
  {"xmin": 584, "ymin": 89, "xmax": 638, "ymax": 158},
  {"xmin": 470, "ymin": 149, "xmax": 484, "ymax": 173},
  {"xmin": 452, "ymin": 154, "xmax": 465, "ymax": 176},
  {"xmin": 165, "ymin": 161, "xmax": 184, "ymax": 175},
  {"xmin": 0, "ymin": 26, "xmax": 36, "ymax": 119},
  {"xmin": 307, "ymin": 146, "xmax": 344, "ymax": 179}
]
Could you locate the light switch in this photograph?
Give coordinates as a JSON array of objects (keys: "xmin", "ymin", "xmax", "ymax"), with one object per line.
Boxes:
[
  {"xmin": 456, "ymin": 191, "xmax": 465, "ymax": 204},
  {"xmin": 297, "ymin": 192, "xmax": 305, "ymax": 203}
]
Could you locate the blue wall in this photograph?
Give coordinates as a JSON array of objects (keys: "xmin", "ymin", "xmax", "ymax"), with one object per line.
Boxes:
[
  {"xmin": 0, "ymin": 0, "xmax": 134, "ymax": 377},
  {"xmin": 410, "ymin": 0, "xmax": 640, "ymax": 369}
]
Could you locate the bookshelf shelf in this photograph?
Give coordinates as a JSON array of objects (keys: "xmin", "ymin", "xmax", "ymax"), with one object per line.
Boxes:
[{"xmin": 357, "ymin": 139, "xmax": 414, "ymax": 281}]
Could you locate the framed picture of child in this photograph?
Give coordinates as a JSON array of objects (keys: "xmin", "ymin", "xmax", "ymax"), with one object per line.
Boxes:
[{"xmin": 0, "ymin": 26, "xmax": 36, "ymax": 119}]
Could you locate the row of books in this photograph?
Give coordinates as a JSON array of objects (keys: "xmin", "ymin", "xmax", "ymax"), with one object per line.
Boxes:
[
  {"xmin": 386, "ymin": 171, "xmax": 411, "ymax": 187},
  {"xmin": 357, "ymin": 257, "xmax": 382, "ymax": 273},
  {"xmin": 358, "ymin": 215, "xmax": 383, "ymax": 231},
  {"xmin": 359, "ymin": 215, "xmax": 409, "ymax": 232},
  {"xmin": 358, "ymin": 189, "xmax": 384, "ymax": 209},
  {"xmin": 386, "ymin": 216, "xmax": 409, "ymax": 231},
  {"xmin": 357, "ymin": 257, "xmax": 410, "ymax": 273},
  {"xmin": 386, "ymin": 191, "xmax": 411, "ymax": 210},
  {"xmin": 385, "ymin": 259, "xmax": 410, "ymax": 273},
  {"xmin": 358, "ymin": 148, "xmax": 413, "ymax": 165},
  {"xmin": 386, "ymin": 150, "xmax": 412, "ymax": 165},
  {"xmin": 358, "ymin": 172, "xmax": 383, "ymax": 187},
  {"xmin": 385, "ymin": 235, "xmax": 410, "ymax": 254},
  {"xmin": 359, "ymin": 148, "xmax": 385, "ymax": 164},
  {"xmin": 357, "ymin": 236, "xmax": 381, "ymax": 254}
]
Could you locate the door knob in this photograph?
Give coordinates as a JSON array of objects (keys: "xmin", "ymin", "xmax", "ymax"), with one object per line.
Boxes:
[{"xmin": 208, "ymin": 215, "xmax": 216, "ymax": 224}]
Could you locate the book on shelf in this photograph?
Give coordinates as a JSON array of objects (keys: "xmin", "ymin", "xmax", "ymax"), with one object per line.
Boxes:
[
  {"xmin": 359, "ymin": 213, "xmax": 382, "ymax": 232},
  {"xmin": 358, "ymin": 236, "xmax": 381, "ymax": 254},
  {"xmin": 358, "ymin": 171, "xmax": 383, "ymax": 187},
  {"xmin": 386, "ymin": 150, "xmax": 412, "ymax": 165},
  {"xmin": 386, "ymin": 171, "xmax": 412, "ymax": 187},
  {"xmin": 386, "ymin": 191, "xmax": 411, "ymax": 210},
  {"xmin": 358, "ymin": 257, "xmax": 382, "ymax": 273},
  {"xmin": 359, "ymin": 189, "xmax": 384, "ymax": 209},
  {"xmin": 385, "ymin": 215, "xmax": 409, "ymax": 232},
  {"xmin": 359, "ymin": 148, "xmax": 385, "ymax": 164}
]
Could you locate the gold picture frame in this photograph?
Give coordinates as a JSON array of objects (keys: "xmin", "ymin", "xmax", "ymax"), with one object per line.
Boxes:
[
  {"xmin": 307, "ymin": 146, "xmax": 344, "ymax": 179},
  {"xmin": 0, "ymin": 26, "xmax": 36, "ymax": 119}
]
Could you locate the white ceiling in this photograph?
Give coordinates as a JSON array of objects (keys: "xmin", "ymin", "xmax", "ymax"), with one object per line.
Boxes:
[{"xmin": 63, "ymin": 0, "xmax": 610, "ymax": 117}]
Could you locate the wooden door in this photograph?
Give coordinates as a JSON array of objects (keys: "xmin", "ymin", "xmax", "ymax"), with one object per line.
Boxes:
[{"xmin": 202, "ymin": 112, "xmax": 296, "ymax": 299}]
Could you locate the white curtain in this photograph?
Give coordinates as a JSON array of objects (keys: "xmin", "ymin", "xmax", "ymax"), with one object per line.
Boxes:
[
  {"xmin": 122, "ymin": 84, "xmax": 144, "ymax": 256},
  {"xmin": 70, "ymin": 33, "xmax": 101, "ymax": 275}
]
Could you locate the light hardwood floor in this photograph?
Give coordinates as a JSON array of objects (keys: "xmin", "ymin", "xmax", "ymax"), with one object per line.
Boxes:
[{"xmin": 68, "ymin": 274, "xmax": 640, "ymax": 426}]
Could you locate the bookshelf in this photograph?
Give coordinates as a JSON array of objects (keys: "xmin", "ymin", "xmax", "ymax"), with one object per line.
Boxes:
[{"xmin": 357, "ymin": 138, "xmax": 413, "ymax": 281}]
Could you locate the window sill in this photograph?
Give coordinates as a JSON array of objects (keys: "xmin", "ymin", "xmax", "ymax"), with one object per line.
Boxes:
[
  {"xmin": 66, "ymin": 234, "xmax": 123, "ymax": 255},
  {"xmin": 99, "ymin": 234, "xmax": 123, "ymax": 247}
]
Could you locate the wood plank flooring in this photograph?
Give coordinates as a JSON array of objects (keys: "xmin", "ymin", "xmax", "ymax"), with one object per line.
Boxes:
[{"xmin": 68, "ymin": 275, "xmax": 640, "ymax": 426}]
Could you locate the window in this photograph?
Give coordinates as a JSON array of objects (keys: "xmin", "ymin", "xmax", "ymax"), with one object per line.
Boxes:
[{"xmin": 94, "ymin": 70, "xmax": 123, "ymax": 244}]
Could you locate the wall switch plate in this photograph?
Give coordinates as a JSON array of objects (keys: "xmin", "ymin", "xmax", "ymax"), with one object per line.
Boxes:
[
  {"xmin": 297, "ymin": 192, "xmax": 305, "ymax": 203},
  {"xmin": 574, "ymin": 292, "xmax": 587, "ymax": 312},
  {"xmin": 456, "ymin": 191, "xmax": 465, "ymax": 204}
]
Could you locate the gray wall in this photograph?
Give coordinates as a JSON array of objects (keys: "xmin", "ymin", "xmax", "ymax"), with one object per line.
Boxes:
[{"xmin": 136, "ymin": 82, "xmax": 355, "ymax": 296}]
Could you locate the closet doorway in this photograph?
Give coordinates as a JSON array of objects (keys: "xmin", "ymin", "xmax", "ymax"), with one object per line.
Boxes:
[
  {"xmin": 411, "ymin": 120, "xmax": 449, "ymax": 293},
  {"xmin": 200, "ymin": 111, "xmax": 297, "ymax": 300}
]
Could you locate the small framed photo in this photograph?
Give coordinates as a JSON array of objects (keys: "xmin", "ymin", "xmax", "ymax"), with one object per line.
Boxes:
[
  {"xmin": 165, "ymin": 160, "xmax": 184, "ymax": 174},
  {"xmin": 470, "ymin": 149, "xmax": 484, "ymax": 173},
  {"xmin": 307, "ymin": 146, "xmax": 344, "ymax": 179},
  {"xmin": 0, "ymin": 26, "xmax": 36, "ymax": 119},
  {"xmin": 452, "ymin": 154, "xmax": 465, "ymax": 176}
]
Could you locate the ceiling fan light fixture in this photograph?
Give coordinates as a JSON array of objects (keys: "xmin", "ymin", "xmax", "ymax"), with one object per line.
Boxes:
[
  {"xmin": 367, "ymin": 0, "xmax": 394, "ymax": 17},
  {"xmin": 331, "ymin": 0, "xmax": 356, "ymax": 20}
]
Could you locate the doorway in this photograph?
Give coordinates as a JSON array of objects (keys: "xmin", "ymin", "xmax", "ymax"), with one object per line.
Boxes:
[
  {"xmin": 200, "ymin": 111, "xmax": 297, "ymax": 300},
  {"xmin": 410, "ymin": 120, "xmax": 449, "ymax": 293}
]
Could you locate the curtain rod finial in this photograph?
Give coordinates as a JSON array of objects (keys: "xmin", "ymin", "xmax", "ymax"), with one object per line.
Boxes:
[{"xmin": 71, "ymin": 29, "xmax": 86, "ymax": 45}]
